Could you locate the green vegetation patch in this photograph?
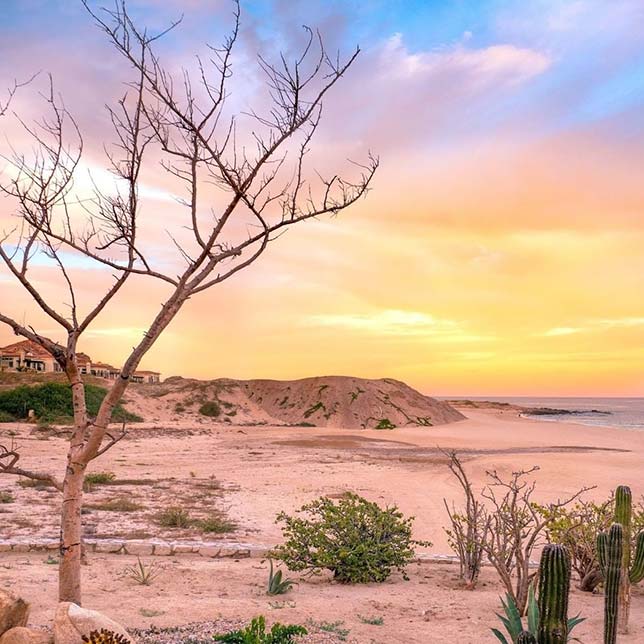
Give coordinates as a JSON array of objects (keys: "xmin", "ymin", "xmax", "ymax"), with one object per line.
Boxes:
[
  {"xmin": 0, "ymin": 382, "xmax": 140, "ymax": 424},
  {"xmin": 303, "ymin": 401, "xmax": 324, "ymax": 419},
  {"xmin": 375, "ymin": 418, "xmax": 396, "ymax": 430},
  {"xmin": 199, "ymin": 400, "xmax": 221, "ymax": 417}
]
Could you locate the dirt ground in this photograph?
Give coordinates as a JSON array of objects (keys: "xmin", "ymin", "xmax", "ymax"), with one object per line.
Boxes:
[{"xmin": 1, "ymin": 409, "xmax": 643, "ymax": 643}]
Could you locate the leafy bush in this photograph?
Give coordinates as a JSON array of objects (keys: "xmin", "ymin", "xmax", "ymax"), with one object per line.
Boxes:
[
  {"xmin": 375, "ymin": 418, "xmax": 395, "ymax": 430},
  {"xmin": 536, "ymin": 494, "xmax": 644, "ymax": 586},
  {"xmin": 272, "ymin": 492, "xmax": 428, "ymax": 583},
  {"xmin": 199, "ymin": 401, "xmax": 221, "ymax": 417},
  {"xmin": 0, "ymin": 410, "xmax": 16, "ymax": 423},
  {"xmin": 0, "ymin": 382, "xmax": 140, "ymax": 423},
  {"xmin": 213, "ymin": 616, "xmax": 306, "ymax": 643}
]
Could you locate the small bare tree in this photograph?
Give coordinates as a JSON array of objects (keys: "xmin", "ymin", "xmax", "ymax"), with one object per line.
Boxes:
[
  {"xmin": 0, "ymin": 1, "xmax": 377, "ymax": 605},
  {"xmin": 481, "ymin": 467, "xmax": 591, "ymax": 615},
  {"xmin": 441, "ymin": 449, "xmax": 490, "ymax": 589}
]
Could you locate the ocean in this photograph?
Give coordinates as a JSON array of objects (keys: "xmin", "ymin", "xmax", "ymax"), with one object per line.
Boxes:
[{"xmin": 464, "ymin": 397, "xmax": 644, "ymax": 431}]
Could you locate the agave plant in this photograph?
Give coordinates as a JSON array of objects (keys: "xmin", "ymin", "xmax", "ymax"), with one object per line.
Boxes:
[
  {"xmin": 267, "ymin": 559, "xmax": 297, "ymax": 596},
  {"xmin": 491, "ymin": 585, "xmax": 585, "ymax": 644}
]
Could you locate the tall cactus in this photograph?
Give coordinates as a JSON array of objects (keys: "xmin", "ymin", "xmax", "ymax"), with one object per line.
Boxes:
[
  {"xmin": 536, "ymin": 544, "xmax": 570, "ymax": 644},
  {"xmin": 614, "ymin": 485, "xmax": 631, "ymax": 633},
  {"xmin": 610, "ymin": 485, "xmax": 644, "ymax": 633},
  {"xmin": 597, "ymin": 523, "xmax": 623, "ymax": 644}
]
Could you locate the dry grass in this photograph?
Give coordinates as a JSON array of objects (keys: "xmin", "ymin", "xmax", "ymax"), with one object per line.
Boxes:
[{"xmin": 85, "ymin": 497, "xmax": 143, "ymax": 512}]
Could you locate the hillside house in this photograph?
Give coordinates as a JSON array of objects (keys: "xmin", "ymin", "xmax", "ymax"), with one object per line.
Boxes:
[{"xmin": 0, "ymin": 339, "xmax": 160, "ymax": 383}]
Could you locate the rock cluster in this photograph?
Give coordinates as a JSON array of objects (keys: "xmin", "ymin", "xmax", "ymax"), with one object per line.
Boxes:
[{"xmin": 0, "ymin": 591, "xmax": 132, "ymax": 644}]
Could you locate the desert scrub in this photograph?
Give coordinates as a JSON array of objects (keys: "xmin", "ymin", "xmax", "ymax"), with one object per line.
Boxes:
[
  {"xmin": 0, "ymin": 410, "xmax": 16, "ymax": 422},
  {"xmin": 155, "ymin": 506, "xmax": 191, "ymax": 528},
  {"xmin": 196, "ymin": 511, "xmax": 236, "ymax": 534},
  {"xmin": 84, "ymin": 471, "xmax": 116, "ymax": 491},
  {"xmin": 214, "ymin": 616, "xmax": 306, "ymax": 643},
  {"xmin": 375, "ymin": 418, "xmax": 396, "ymax": 430},
  {"xmin": 199, "ymin": 401, "xmax": 221, "ymax": 417},
  {"xmin": 272, "ymin": 492, "xmax": 428, "ymax": 583},
  {"xmin": 0, "ymin": 491, "xmax": 14, "ymax": 503},
  {"xmin": 85, "ymin": 498, "xmax": 142, "ymax": 512}
]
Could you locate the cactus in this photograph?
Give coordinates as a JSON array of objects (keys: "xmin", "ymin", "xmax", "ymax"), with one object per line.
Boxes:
[
  {"xmin": 81, "ymin": 630, "xmax": 130, "ymax": 644},
  {"xmin": 536, "ymin": 544, "xmax": 571, "ymax": 644},
  {"xmin": 631, "ymin": 531, "xmax": 644, "ymax": 583},
  {"xmin": 603, "ymin": 485, "xmax": 644, "ymax": 633},
  {"xmin": 517, "ymin": 632, "xmax": 537, "ymax": 644},
  {"xmin": 597, "ymin": 523, "xmax": 623, "ymax": 644}
]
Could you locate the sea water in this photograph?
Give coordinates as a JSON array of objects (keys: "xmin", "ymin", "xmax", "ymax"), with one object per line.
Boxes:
[{"xmin": 465, "ymin": 397, "xmax": 644, "ymax": 431}]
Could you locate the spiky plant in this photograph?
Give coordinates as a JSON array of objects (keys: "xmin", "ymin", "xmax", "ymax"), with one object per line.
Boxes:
[
  {"xmin": 605, "ymin": 485, "xmax": 644, "ymax": 634},
  {"xmin": 267, "ymin": 559, "xmax": 297, "ymax": 596},
  {"xmin": 537, "ymin": 544, "xmax": 570, "ymax": 644},
  {"xmin": 491, "ymin": 583, "xmax": 583, "ymax": 644},
  {"xmin": 598, "ymin": 523, "xmax": 623, "ymax": 644},
  {"xmin": 81, "ymin": 630, "xmax": 130, "ymax": 644}
]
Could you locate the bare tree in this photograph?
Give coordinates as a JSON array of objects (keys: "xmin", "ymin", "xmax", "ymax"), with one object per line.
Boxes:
[
  {"xmin": 441, "ymin": 449, "xmax": 490, "ymax": 589},
  {"xmin": 0, "ymin": 0, "xmax": 377, "ymax": 605},
  {"xmin": 481, "ymin": 467, "xmax": 591, "ymax": 615}
]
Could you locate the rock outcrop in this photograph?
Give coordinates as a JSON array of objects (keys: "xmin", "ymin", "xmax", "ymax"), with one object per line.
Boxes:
[
  {"xmin": 53, "ymin": 604, "xmax": 131, "ymax": 644},
  {"xmin": 0, "ymin": 591, "xmax": 29, "ymax": 637},
  {"xmin": 0, "ymin": 627, "xmax": 51, "ymax": 644}
]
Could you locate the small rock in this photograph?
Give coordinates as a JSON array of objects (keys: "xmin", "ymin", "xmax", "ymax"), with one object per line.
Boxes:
[
  {"xmin": 0, "ymin": 590, "xmax": 30, "ymax": 637},
  {"xmin": 152, "ymin": 544, "xmax": 172, "ymax": 556},
  {"xmin": 0, "ymin": 627, "xmax": 51, "ymax": 644},
  {"xmin": 53, "ymin": 603, "xmax": 133, "ymax": 644}
]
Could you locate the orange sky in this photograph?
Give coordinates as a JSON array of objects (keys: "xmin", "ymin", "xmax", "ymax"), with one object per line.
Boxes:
[{"xmin": 1, "ymin": 1, "xmax": 643, "ymax": 396}]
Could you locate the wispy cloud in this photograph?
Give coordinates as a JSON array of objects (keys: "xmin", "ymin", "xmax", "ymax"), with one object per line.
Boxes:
[
  {"xmin": 542, "ymin": 326, "xmax": 583, "ymax": 336},
  {"xmin": 542, "ymin": 318, "xmax": 644, "ymax": 336},
  {"xmin": 305, "ymin": 309, "xmax": 489, "ymax": 343}
]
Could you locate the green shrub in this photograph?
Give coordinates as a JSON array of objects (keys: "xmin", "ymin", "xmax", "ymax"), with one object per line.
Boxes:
[
  {"xmin": 214, "ymin": 616, "xmax": 306, "ymax": 643},
  {"xmin": 196, "ymin": 511, "xmax": 236, "ymax": 534},
  {"xmin": 199, "ymin": 401, "xmax": 221, "ymax": 417},
  {"xmin": 0, "ymin": 382, "xmax": 141, "ymax": 423},
  {"xmin": 536, "ymin": 495, "xmax": 644, "ymax": 585},
  {"xmin": 272, "ymin": 492, "xmax": 428, "ymax": 583},
  {"xmin": 84, "ymin": 471, "xmax": 116, "ymax": 486},
  {"xmin": 155, "ymin": 506, "xmax": 191, "ymax": 528},
  {"xmin": 0, "ymin": 410, "xmax": 16, "ymax": 423},
  {"xmin": 0, "ymin": 491, "xmax": 14, "ymax": 503},
  {"xmin": 85, "ymin": 498, "xmax": 142, "ymax": 512},
  {"xmin": 375, "ymin": 418, "xmax": 395, "ymax": 429}
]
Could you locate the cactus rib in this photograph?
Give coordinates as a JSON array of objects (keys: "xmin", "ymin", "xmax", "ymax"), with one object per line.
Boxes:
[
  {"xmin": 600, "ymin": 523, "xmax": 623, "ymax": 644},
  {"xmin": 537, "ymin": 544, "xmax": 570, "ymax": 644}
]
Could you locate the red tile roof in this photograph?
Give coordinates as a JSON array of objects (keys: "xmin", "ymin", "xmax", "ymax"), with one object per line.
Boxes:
[{"xmin": 0, "ymin": 340, "xmax": 53, "ymax": 360}]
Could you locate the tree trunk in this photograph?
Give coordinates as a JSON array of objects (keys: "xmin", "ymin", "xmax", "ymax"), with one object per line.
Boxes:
[
  {"xmin": 58, "ymin": 454, "xmax": 86, "ymax": 603},
  {"xmin": 59, "ymin": 359, "xmax": 88, "ymax": 604}
]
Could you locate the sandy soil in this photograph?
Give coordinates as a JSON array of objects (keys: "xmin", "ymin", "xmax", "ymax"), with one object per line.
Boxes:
[{"xmin": 1, "ymin": 409, "xmax": 643, "ymax": 643}]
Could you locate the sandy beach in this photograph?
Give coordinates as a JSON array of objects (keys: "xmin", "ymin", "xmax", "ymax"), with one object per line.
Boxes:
[{"xmin": 1, "ymin": 407, "xmax": 642, "ymax": 643}]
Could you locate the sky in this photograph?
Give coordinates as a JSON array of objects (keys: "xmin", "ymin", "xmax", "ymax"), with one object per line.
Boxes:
[{"xmin": 1, "ymin": 0, "xmax": 643, "ymax": 397}]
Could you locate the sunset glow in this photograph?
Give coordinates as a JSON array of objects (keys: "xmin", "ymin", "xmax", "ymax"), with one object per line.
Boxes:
[{"xmin": 1, "ymin": 0, "xmax": 643, "ymax": 396}]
